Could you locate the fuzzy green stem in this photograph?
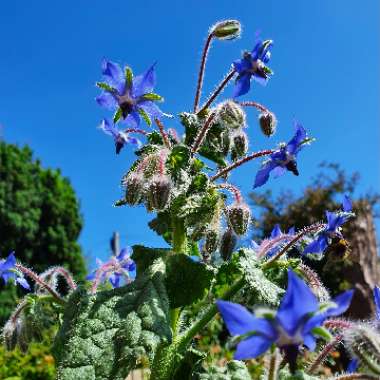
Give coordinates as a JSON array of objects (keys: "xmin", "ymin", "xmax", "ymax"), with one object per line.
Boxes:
[
  {"xmin": 172, "ymin": 218, "xmax": 187, "ymax": 254},
  {"xmin": 170, "ymin": 308, "xmax": 180, "ymax": 336}
]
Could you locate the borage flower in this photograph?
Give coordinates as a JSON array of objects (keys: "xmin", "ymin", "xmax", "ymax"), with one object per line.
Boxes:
[
  {"xmin": 303, "ymin": 195, "xmax": 353, "ymax": 255},
  {"xmin": 96, "ymin": 59, "xmax": 167, "ymax": 127},
  {"xmin": 87, "ymin": 247, "xmax": 136, "ymax": 291},
  {"xmin": 0, "ymin": 252, "xmax": 30, "ymax": 290},
  {"xmin": 217, "ymin": 270, "xmax": 353, "ymax": 370},
  {"xmin": 99, "ymin": 119, "xmax": 141, "ymax": 154},
  {"xmin": 233, "ymin": 39, "xmax": 273, "ymax": 98},
  {"xmin": 254, "ymin": 123, "xmax": 309, "ymax": 188}
]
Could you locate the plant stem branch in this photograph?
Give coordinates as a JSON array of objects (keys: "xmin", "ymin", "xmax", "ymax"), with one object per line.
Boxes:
[
  {"xmin": 193, "ymin": 33, "xmax": 214, "ymax": 113},
  {"xmin": 210, "ymin": 149, "xmax": 274, "ymax": 181},
  {"xmin": 237, "ymin": 100, "xmax": 269, "ymax": 113},
  {"xmin": 191, "ymin": 112, "xmax": 216, "ymax": 154},
  {"xmin": 155, "ymin": 118, "xmax": 171, "ymax": 148}
]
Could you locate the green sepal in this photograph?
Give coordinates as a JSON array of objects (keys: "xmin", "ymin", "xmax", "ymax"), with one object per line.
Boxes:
[
  {"xmin": 167, "ymin": 145, "xmax": 191, "ymax": 174},
  {"xmin": 141, "ymin": 93, "xmax": 164, "ymax": 102},
  {"xmin": 96, "ymin": 81, "xmax": 114, "ymax": 92},
  {"xmin": 138, "ymin": 107, "xmax": 152, "ymax": 126},
  {"xmin": 125, "ymin": 66, "xmax": 133, "ymax": 87},
  {"xmin": 113, "ymin": 108, "xmax": 123, "ymax": 124},
  {"xmin": 311, "ymin": 326, "xmax": 333, "ymax": 342}
]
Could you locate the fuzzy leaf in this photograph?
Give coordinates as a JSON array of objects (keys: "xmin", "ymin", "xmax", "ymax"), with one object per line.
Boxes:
[
  {"xmin": 53, "ymin": 259, "xmax": 171, "ymax": 380},
  {"xmin": 167, "ymin": 145, "xmax": 191, "ymax": 174},
  {"xmin": 165, "ymin": 254, "xmax": 214, "ymax": 308},
  {"xmin": 141, "ymin": 93, "xmax": 164, "ymax": 102},
  {"xmin": 138, "ymin": 107, "xmax": 152, "ymax": 126},
  {"xmin": 238, "ymin": 250, "xmax": 284, "ymax": 306},
  {"xmin": 195, "ymin": 360, "xmax": 250, "ymax": 379},
  {"xmin": 125, "ymin": 66, "xmax": 133, "ymax": 87},
  {"xmin": 113, "ymin": 108, "xmax": 123, "ymax": 124},
  {"xmin": 279, "ymin": 368, "xmax": 320, "ymax": 380},
  {"xmin": 131, "ymin": 245, "xmax": 169, "ymax": 275},
  {"xmin": 96, "ymin": 82, "xmax": 114, "ymax": 92}
]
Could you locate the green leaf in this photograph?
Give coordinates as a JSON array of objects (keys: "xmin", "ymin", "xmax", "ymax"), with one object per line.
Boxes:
[
  {"xmin": 125, "ymin": 66, "xmax": 133, "ymax": 87},
  {"xmin": 148, "ymin": 211, "xmax": 172, "ymax": 243},
  {"xmin": 167, "ymin": 145, "xmax": 191, "ymax": 174},
  {"xmin": 138, "ymin": 107, "xmax": 152, "ymax": 126},
  {"xmin": 195, "ymin": 360, "xmax": 251, "ymax": 380},
  {"xmin": 279, "ymin": 368, "xmax": 320, "ymax": 380},
  {"xmin": 311, "ymin": 326, "xmax": 333, "ymax": 341},
  {"xmin": 113, "ymin": 108, "xmax": 123, "ymax": 124},
  {"xmin": 131, "ymin": 245, "xmax": 169, "ymax": 275},
  {"xmin": 53, "ymin": 259, "xmax": 171, "ymax": 380},
  {"xmin": 165, "ymin": 254, "xmax": 214, "ymax": 308},
  {"xmin": 172, "ymin": 347, "xmax": 206, "ymax": 380},
  {"xmin": 96, "ymin": 82, "xmax": 114, "ymax": 92},
  {"xmin": 238, "ymin": 250, "xmax": 284, "ymax": 306},
  {"xmin": 141, "ymin": 93, "xmax": 164, "ymax": 102}
]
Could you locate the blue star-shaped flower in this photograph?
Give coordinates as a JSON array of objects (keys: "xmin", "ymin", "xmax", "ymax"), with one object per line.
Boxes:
[
  {"xmin": 303, "ymin": 195, "xmax": 353, "ymax": 255},
  {"xmin": 99, "ymin": 119, "xmax": 141, "ymax": 154},
  {"xmin": 0, "ymin": 252, "xmax": 30, "ymax": 289},
  {"xmin": 96, "ymin": 59, "xmax": 166, "ymax": 127},
  {"xmin": 217, "ymin": 270, "xmax": 353, "ymax": 362},
  {"xmin": 254, "ymin": 123, "xmax": 309, "ymax": 189},
  {"xmin": 87, "ymin": 247, "xmax": 136, "ymax": 289},
  {"xmin": 232, "ymin": 39, "xmax": 273, "ymax": 98}
]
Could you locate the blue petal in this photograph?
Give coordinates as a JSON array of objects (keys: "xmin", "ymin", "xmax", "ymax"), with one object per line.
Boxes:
[
  {"xmin": 251, "ymin": 40, "xmax": 263, "ymax": 61},
  {"xmin": 253, "ymin": 160, "xmax": 277, "ymax": 188},
  {"xmin": 117, "ymin": 248, "xmax": 130, "ymax": 261},
  {"xmin": 132, "ymin": 63, "xmax": 156, "ymax": 98},
  {"xmin": 287, "ymin": 123, "xmax": 307, "ymax": 155},
  {"xmin": 0, "ymin": 252, "xmax": 17, "ymax": 272},
  {"xmin": 326, "ymin": 289, "xmax": 354, "ymax": 317},
  {"xmin": 303, "ymin": 333, "xmax": 317, "ymax": 351},
  {"xmin": 217, "ymin": 300, "xmax": 276, "ymax": 337},
  {"xmin": 16, "ymin": 277, "xmax": 30, "ymax": 290},
  {"xmin": 109, "ymin": 273, "xmax": 121, "ymax": 288},
  {"xmin": 138, "ymin": 101, "xmax": 163, "ymax": 119},
  {"xmin": 1, "ymin": 271, "xmax": 16, "ymax": 283},
  {"xmin": 86, "ymin": 271, "xmax": 96, "ymax": 281},
  {"xmin": 123, "ymin": 111, "xmax": 141, "ymax": 128},
  {"xmin": 101, "ymin": 59, "xmax": 125, "ymax": 94},
  {"xmin": 326, "ymin": 211, "xmax": 349, "ymax": 231},
  {"xmin": 272, "ymin": 166, "xmax": 286, "ymax": 178},
  {"xmin": 252, "ymin": 74, "xmax": 269, "ymax": 86},
  {"xmin": 288, "ymin": 227, "xmax": 296, "ymax": 235},
  {"xmin": 270, "ymin": 224, "xmax": 282, "ymax": 238},
  {"xmin": 233, "ymin": 73, "xmax": 252, "ymax": 98},
  {"xmin": 276, "ymin": 270, "xmax": 319, "ymax": 336},
  {"xmin": 347, "ymin": 359, "xmax": 359, "ymax": 373},
  {"xmin": 96, "ymin": 92, "xmax": 118, "ymax": 110},
  {"xmin": 233, "ymin": 57, "xmax": 251, "ymax": 74},
  {"xmin": 374, "ymin": 286, "xmax": 380, "ymax": 320},
  {"xmin": 342, "ymin": 194, "xmax": 352, "ymax": 212},
  {"xmin": 99, "ymin": 119, "xmax": 119, "ymax": 139},
  {"xmin": 234, "ymin": 334, "xmax": 273, "ymax": 360},
  {"xmin": 303, "ymin": 235, "xmax": 328, "ymax": 255}
]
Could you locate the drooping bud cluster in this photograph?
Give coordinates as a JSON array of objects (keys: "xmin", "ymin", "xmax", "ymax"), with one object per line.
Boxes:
[
  {"xmin": 210, "ymin": 20, "xmax": 241, "ymax": 40},
  {"xmin": 343, "ymin": 322, "xmax": 380, "ymax": 375},
  {"xmin": 226, "ymin": 201, "xmax": 251, "ymax": 235},
  {"xmin": 230, "ymin": 129, "xmax": 249, "ymax": 160},
  {"xmin": 124, "ymin": 172, "xmax": 145, "ymax": 205},
  {"xmin": 147, "ymin": 174, "xmax": 171, "ymax": 211},
  {"xmin": 203, "ymin": 228, "xmax": 220, "ymax": 255},
  {"xmin": 216, "ymin": 100, "xmax": 246, "ymax": 130},
  {"xmin": 220, "ymin": 228, "xmax": 237, "ymax": 261},
  {"xmin": 259, "ymin": 111, "xmax": 277, "ymax": 137}
]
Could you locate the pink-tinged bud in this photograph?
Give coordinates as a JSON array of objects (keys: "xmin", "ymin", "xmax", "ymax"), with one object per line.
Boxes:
[
  {"xmin": 259, "ymin": 111, "xmax": 277, "ymax": 137},
  {"xmin": 147, "ymin": 174, "xmax": 171, "ymax": 211},
  {"xmin": 216, "ymin": 100, "xmax": 246, "ymax": 130},
  {"xmin": 124, "ymin": 173, "xmax": 144, "ymax": 205},
  {"xmin": 231, "ymin": 130, "xmax": 248, "ymax": 160},
  {"xmin": 226, "ymin": 202, "xmax": 251, "ymax": 235},
  {"xmin": 210, "ymin": 20, "xmax": 241, "ymax": 40},
  {"xmin": 220, "ymin": 228, "xmax": 237, "ymax": 261}
]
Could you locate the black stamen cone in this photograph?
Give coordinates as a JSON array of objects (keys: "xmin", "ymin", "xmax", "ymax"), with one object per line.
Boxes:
[
  {"xmin": 286, "ymin": 160, "xmax": 299, "ymax": 176},
  {"xmin": 282, "ymin": 345, "xmax": 299, "ymax": 373},
  {"xmin": 115, "ymin": 141, "xmax": 124, "ymax": 154}
]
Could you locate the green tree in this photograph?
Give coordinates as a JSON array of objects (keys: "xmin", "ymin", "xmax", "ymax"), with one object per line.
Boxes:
[{"xmin": 0, "ymin": 141, "xmax": 86, "ymax": 323}]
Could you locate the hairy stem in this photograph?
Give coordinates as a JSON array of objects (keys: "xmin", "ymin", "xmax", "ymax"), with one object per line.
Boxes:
[
  {"xmin": 332, "ymin": 375, "xmax": 379, "ymax": 380},
  {"xmin": 191, "ymin": 112, "xmax": 216, "ymax": 154},
  {"xmin": 124, "ymin": 128, "xmax": 148, "ymax": 136},
  {"xmin": 268, "ymin": 349, "xmax": 279, "ymax": 380},
  {"xmin": 193, "ymin": 33, "xmax": 214, "ymax": 113},
  {"xmin": 155, "ymin": 118, "xmax": 171, "ymax": 148},
  {"xmin": 172, "ymin": 218, "xmax": 187, "ymax": 254},
  {"xmin": 211, "ymin": 149, "xmax": 274, "ymax": 181},
  {"xmin": 197, "ymin": 69, "xmax": 236, "ymax": 114},
  {"xmin": 237, "ymin": 100, "xmax": 269, "ymax": 113},
  {"xmin": 215, "ymin": 183, "xmax": 242, "ymax": 203}
]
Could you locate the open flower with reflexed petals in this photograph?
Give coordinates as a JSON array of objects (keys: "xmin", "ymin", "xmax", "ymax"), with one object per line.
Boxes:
[
  {"xmin": 87, "ymin": 247, "xmax": 136, "ymax": 290},
  {"xmin": 96, "ymin": 59, "xmax": 167, "ymax": 127},
  {"xmin": 0, "ymin": 252, "xmax": 30, "ymax": 290},
  {"xmin": 254, "ymin": 123, "xmax": 310, "ymax": 188},
  {"xmin": 233, "ymin": 39, "xmax": 273, "ymax": 98},
  {"xmin": 303, "ymin": 195, "xmax": 353, "ymax": 255},
  {"xmin": 217, "ymin": 270, "xmax": 353, "ymax": 368},
  {"xmin": 99, "ymin": 119, "xmax": 141, "ymax": 154}
]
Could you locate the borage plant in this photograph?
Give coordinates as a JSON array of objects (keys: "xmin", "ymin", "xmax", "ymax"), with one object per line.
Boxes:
[{"xmin": 2, "ymin": 19, "xmax": 377, "ymax": 380}]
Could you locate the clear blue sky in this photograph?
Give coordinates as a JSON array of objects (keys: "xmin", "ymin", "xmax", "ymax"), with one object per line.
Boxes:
[{"xmin": 1, "ymin": 1, "xmax": 379, "ymax": 267}]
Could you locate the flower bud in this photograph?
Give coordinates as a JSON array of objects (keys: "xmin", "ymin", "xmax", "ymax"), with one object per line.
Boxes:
[
  {"xmin": 259, "ymin": 111, "xmax": 277, "ymax": 137},
  {"xmin": 220, "ymin": 228, "xmax": 237, "ymax": 261},
  {"xmin": 226, "ymin": 202, "xmax": 251, "ymax": 235},
  {"xmin": 204, "ymin": 229, "xmax": 219, "ymax": 255},
  {"xmin": 210, "ymin": 20, "xmax": 241, "ymax": 40},
  {"xmin": 231, "ymin": 130, "xmax": 248, "ymax": 160},
  {"xmin": 124, "ymin": 173, "xmax": 144, "ymax": 205},
  {"xmin": 147, "ymin": 174, "xmax": 171, "ymax": 211},
  {"xmin": 344, "ymin": 322, "xmax": 380, "ymax": 375},
  {"xmin": 216, "ymin": 100, "xmax": 246, "ymax": 130}
]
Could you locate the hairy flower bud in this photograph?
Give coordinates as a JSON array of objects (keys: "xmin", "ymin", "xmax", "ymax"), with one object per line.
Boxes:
[
  {"xmin": 210, "ymin": 20, "xmax": 241, "ymax": 40},
  {"xmin": 259, "ymin": 111, "xmax": 277, "ymax": 137},
  {"xmin": 204, "ymin": 229, "xmax": 219, "ymax": 255},
  {"xmin": 344, "ymin": 322, "xmax": 380, "ymax": 375},
  {"xmin": 226, "ymin": 202, "xmax": 251, "ymax": 235},
  {"xmin": 147, "ymin": 174, "xmax": 171, "ymax": 211},
  {"xmin": 124, "ymin": 173, "xmax": 144, "ymax": 205},
  {"xmin": 216, "ymin": 100, "xmax": 246, "ymax": 130},
  {"xmin": 231, "ymin": 130, "xmax": 248, "ymax": 160},
  {"xmin": 220, "ymin": 228, "xmax": 237, "ymax": 261}
]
